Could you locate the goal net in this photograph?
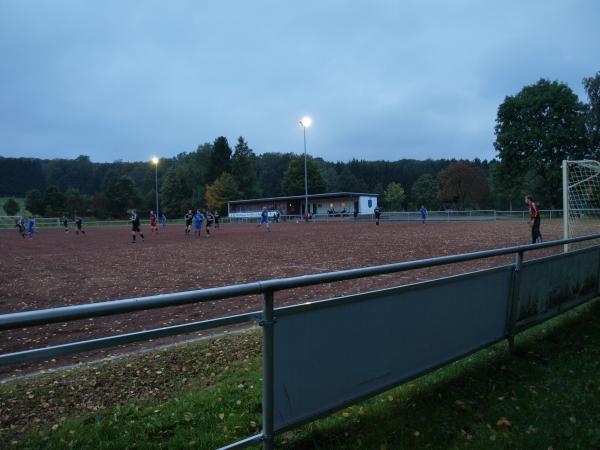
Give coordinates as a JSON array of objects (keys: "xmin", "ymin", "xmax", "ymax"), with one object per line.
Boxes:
[{"xmin": 563, "ymin": 160, "xmax": 600, "ymax": 247}]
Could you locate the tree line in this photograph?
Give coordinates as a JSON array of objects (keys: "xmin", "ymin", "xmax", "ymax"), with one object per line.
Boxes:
[{"xmin": 2, "ymin": 71, "xmax": 598, "ymax": 218}]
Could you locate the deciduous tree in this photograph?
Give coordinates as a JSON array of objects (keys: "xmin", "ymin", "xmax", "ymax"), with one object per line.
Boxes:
[
  {"xmin": 3, "ymin": 198, "xmax": 20, "ymax": 216},
  {"xmin": 437, "ymin": 162, "xmax": 489, "ymax": 209},
  {"xmin": 494, "ymin": 79, "xmax": 589, "ymax": 207},
  {"xmin": 205, "ymin": 172, "xmax": 239, "ymax": 215},
  {"xmin": 410, "ymin": 174, "xmax": 439, "ymax": 209},
  {"xmin": 383, "ymin": 182, "xmax": 406, "ymax": 211}
]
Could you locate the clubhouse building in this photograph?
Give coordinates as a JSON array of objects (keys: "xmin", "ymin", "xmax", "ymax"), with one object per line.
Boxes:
[{"xmin": 227, "ymin": 192, "xmax": 379, "ymax": 218}]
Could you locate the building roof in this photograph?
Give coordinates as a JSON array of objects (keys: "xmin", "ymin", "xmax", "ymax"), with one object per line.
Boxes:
[{"xmin": 228, "ymin": 192, "xmax": 379, "ymax": 205}]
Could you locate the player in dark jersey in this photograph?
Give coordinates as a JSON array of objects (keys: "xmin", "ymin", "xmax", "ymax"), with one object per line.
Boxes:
[
  {"xmin": 75, "ymin": 216, "xmax": 86, "ymax": 236},
  {"xmin": 213, "ymin": 211, "xmax": 220, "ymax": 229},
  {"xmin": 130, "ymin": 210, "xmax": 145, "ymax": 243},
  {"xmin": 15, "ymin": 216, "xmax": 26, "ymax": 238},
  {"xmin": 62, "ymin": 215, "xmax": 69, "ymax": 233},
  {"xmin": 205, "ymin": 210, "xmax": 215, "ymax": 236},
  {"xmin": 526, "ymin": 195, "xmax": 542, "ymax": 244},
  {"xmin": 184, "ymin": 210, "xmax": 193, "ymax": 235},
  {"xmin": 374, "ymin": 206, "xmax": 381, "ymax": 226}
]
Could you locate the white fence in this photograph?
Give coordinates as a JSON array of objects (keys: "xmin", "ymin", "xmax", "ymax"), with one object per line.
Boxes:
[{"xmin": 0, "ymin": 210, "xmax": 578, "ymax": 230}]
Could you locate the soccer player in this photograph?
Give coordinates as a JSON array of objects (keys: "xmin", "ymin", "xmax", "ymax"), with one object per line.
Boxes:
[
  {"xmin": 420, "ymin": 205, "xmax": 427, "ymax": 224},
  {"xmin": 525, "ymin": 195, "xmax": 542, "ymax": 244},
  {"xmin": 193, "ymin": 209, "xmax": 204, "ymax": 237},
  {"xmin": 150, "ymin": 211, "xmax": 158, "ymax": 233},
  {"xmin": 184, "ymin": 210, "xmax": 193, "ymax": 235},
  {"xmin": 205, "ymin": 210, "xmax": 214, "ymax": 236},
  {"xmin": 213, "ymin": 211, "xmax": 220, "ymax": 229},
  {"xmin": 130, "ymin": 210, "xmax": 145, "ymax": 243},
  {"xmin": 161, "ymin": 213, "xmax": 167, "ymax": 228},
  {"xmin": 27, "ymin": 216, "xmax": 35, "ymax": 239},
  {"xmin": 75, "ymin": 216, "xmax": 86, "ymax": 235},
  {"xmin": 256, "ymin": 207, "xmax": 271, "ymax": 232},
  {"xmin": 15, "ymin": 216, "xmax": 26, "ymax": 238},
  {"xmin": 374, "ymin": 206, "xmax": 381, "ymax": 226},
  {"xmin": 62, "ymin": 215, "xmax": 69, "ymax": 233}
]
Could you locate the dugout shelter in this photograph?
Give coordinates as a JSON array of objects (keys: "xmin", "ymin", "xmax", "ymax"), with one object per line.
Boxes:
[{"xmin": 228, "ymin": 192, "xmax": 378, "ymax": 218}]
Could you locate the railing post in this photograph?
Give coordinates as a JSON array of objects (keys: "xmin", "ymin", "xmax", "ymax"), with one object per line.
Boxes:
[
  {"xmin": 261, "ymin": 291, "xmax": 275, "ymax": 450},
  {"xmin": 506, "ymin": 251, "xmax": 523, "ymax": 353}
]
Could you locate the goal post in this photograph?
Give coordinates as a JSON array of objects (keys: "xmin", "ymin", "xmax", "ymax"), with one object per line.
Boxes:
[{"xmin": 562, "ymin": 159, "xmax": 600, "ymax": 251}]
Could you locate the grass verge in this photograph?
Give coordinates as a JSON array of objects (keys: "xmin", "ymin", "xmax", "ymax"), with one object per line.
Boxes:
[{"xmin": 3, "ymin": 299, "xmax": 600, "ymax": 449}]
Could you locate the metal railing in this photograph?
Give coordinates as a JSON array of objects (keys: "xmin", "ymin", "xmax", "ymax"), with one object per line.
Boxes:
[{"xmin": 1, "ymin": 234, "xmax": 600, "ymax": 448}]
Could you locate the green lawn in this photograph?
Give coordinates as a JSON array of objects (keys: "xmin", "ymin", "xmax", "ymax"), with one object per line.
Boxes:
[{"xmin": 3, "ymin": 299, "xmax": 600, "ymax": 449}]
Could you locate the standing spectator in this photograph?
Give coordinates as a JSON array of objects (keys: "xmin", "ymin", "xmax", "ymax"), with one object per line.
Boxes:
[
  {"xmin": 526, "ymin": 196, "xmax": 542, "ymax": 243},
  {"xmin": 374, "ymin": 206, "xmax": 381, "ymax": 226},
  {"xmin": 75, "ymin": 216, "xmax": 87, "ymax": 236},
  {"xmin": 62, "ymin": 215, "xmax": 69, "ymax": 233},
  {"xmin": 420, "ymin": 205, "xmax": 427, "ymax": 224},
  {"xmin": 130, "ymin": 210, "xmax": 145, "ymax": 243},
  {"xmin": 161, "ymin": 213, "xmax": 167, "ymax": 228}
]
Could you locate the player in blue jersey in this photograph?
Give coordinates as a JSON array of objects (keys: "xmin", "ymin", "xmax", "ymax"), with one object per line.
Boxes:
[
  {"xmin": 161, "ymin": 213, "xmax": 167, "ymax": 228},
  {"xmin": 194, "ymin": 209, "xmax": 204, "ymax": 237},
  {"xmin": 256, "ymin": 207, "xmax": 271, "ymax": 232},
  {"xmin": 420, "ymin": 205, "xmax": 427, "ymax": 224},
  {"xmin": 130, "ymin": 210, "xmax": 145, "ymax": 243},
  {"xmin": 27, "ymin": 216, "xmax": 35, "ymax": 239}
]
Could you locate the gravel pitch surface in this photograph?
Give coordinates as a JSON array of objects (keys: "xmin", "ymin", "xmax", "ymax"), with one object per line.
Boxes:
[{"xmin": 0, "ymin": 219, "xmax": 563, "ymax": 375}]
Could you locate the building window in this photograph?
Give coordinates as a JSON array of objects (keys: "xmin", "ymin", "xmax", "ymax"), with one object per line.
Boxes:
[
  {"xmin": 341, "ymin": 202, "xmax": 346, "ymax": 208},
  {"xmin": 329, "ymin": 202, "xmax": 334, "ymax": 208},
  {"xmin": 368, "ymin": 199, "xmax": 372, "ymax": 208}
]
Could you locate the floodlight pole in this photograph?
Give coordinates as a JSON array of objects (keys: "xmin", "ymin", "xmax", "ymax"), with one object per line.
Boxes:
[
  {"xmin": 303, "ymin": 125, "xmax": 308, "ymax": 216},
  {"xmin": 155, "ymin": 163, "xmax": 159, "ymax": 216}
]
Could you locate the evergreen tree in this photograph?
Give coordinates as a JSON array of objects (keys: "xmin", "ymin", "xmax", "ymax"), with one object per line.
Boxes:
[
  {"xmin": 231, "ymin": 137, "xmax": 260, "ymax": 199},
  {"xmin": 208, "ymin": 136, "xmax": 232, "ymax": 184},
  {"xmin": 282, "ymin": 156, "xmax": 326, "ymax": 196}
]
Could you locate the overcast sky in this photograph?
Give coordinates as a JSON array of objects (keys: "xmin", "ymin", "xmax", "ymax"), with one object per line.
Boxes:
[{"xmin": 0, "ymin": 1, "xmax": 598, "ymax": 163}]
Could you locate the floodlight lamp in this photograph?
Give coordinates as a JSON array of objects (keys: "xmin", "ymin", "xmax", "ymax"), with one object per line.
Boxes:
[
  {"xmin": 151, "ymin": 157, "xmax": 159, "ymax": 165},
  {"xmin": 300, "ymin": 116, "xmax": 312, "ymax": 128}
]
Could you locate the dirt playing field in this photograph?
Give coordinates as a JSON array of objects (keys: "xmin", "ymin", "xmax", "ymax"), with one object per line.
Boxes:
[{"xmin": 0, "ymin": 219, "xmax": 565, "ymax": 376}]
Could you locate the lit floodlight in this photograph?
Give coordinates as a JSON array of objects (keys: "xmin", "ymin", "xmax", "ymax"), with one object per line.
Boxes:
[
  {"xmin": 151, "ymin": 157, "xmax": 159, "ymax": 165},
  {"xmin": 300, "ymin": 116, "xmax": 312, "ymax": 128}
]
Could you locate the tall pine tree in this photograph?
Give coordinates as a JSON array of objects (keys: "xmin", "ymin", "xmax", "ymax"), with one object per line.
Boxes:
[{"xmin": 231, "ymin": 137, "xmax": 260, "ymax": 199}]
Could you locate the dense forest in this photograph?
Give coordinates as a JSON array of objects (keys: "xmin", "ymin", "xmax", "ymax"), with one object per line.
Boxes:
[{"xmin": 1, "ymin": 71, "xmax": 599, "ymax": 218}]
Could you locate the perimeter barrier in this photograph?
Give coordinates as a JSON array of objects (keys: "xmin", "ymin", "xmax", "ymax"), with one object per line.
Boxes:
[
  {"xmin": 5, "ymin": 209, "xmax": 598, "ymax": 229},
  {"xmin": 1, "ymin": 235, "xmax": 600, "ymax": 448}
]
